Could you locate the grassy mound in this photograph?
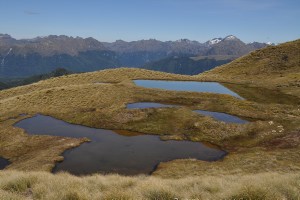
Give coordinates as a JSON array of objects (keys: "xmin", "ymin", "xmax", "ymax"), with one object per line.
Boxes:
[{"xmin": 199, "ymin": 39, "xmax": 300, "ymax": 96}]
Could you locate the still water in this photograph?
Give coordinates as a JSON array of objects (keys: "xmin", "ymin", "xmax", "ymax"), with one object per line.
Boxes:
[
  {"xmin": 15, "ymin": 115, "xmax": 226, "ymax": 175},
  {"xmin": 134, "ymin": 80, "xmax": 243, "ymax": 99},
  {"xmin": 127, "ymin": 102, "xmax": 176, "ymax": 109},
  {"xmin": 194, "ymin": 110, "xmax": 248, "ymax": 124},
  {"xmin": 0, "ymin": 157, "xmax": 10, "ymax": 170}
]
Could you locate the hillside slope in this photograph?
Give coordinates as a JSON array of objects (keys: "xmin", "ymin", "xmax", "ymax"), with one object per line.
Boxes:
[
  {"xmin": 0, "ymin": 67, "xmax": 299, "ymax": 199},
  {"xmin": 0, "ymin": 35, "xmax": 119, "ymax": 77},
  {"xmin": 143, "ymin": 56, "xmax": 233, "ymax": 75},
  {"xmin": 206, "ymin": 35, "xmax": 258, "ymax": 56},
  {"xmin": 0, "ymin": 81, "xmax": 7, "ymax": 89},
  {"xmin": 200, "ymin": 39, "xmax": 300, "ymax": 96},
  {"xmin": 0, "ymin": 68, "xmax": 72, "ymax": 90}
]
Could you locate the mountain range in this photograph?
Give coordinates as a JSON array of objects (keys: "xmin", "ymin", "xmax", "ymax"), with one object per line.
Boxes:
[{"xmin": 0, "ymin": 34, "xmax": 271, "ymax": 77}]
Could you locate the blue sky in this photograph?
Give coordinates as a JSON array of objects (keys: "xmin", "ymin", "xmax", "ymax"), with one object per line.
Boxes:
[{"xmin": 0, "ymin": 0, "xmax": 299, "ymax": 43}]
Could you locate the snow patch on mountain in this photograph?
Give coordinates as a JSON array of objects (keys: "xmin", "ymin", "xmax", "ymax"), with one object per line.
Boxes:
[
  {"xmin": 266, "ymin": 42, "xmax": 276, "ymax": 45},
  {"xmin": 224, "ymin": 35, "xmax": 238, "ymax": 41},
  {"xmin": 1, "ymin": 48, "xmax": 13, "ymax": 66},
  {"xmin": 208, "ymin": 38, "xmax": 222, "ymax": 45}
]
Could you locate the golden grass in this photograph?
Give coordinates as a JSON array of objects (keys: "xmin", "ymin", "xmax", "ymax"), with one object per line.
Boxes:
[
  {"xmin": 1, "ymin": 71, "xmax": 299, "ymax": 171},
  {"xmin": 0, "ymin": 170, "xmax": 299, "ymax": 200}
]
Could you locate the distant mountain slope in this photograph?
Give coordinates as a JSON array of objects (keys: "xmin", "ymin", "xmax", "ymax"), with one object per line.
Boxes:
[
  {"xmin": 103, "ymin": 35, "xmax": 268, "ymax": 66},
  {"xmin": 0, "ymin": 35, "xmax": 119, "ymax": 77},
  {"xmin": 205, "ymin": 35, "xmax": 267, "ymax": 56},
  {"xmin": 143, "ymin": 56, "xmax": 234, "ymax": 75},
  {"xmin": 0, "ymin": 50, "xmax": 119, "ymax": 77},
  {"xmin": 0, "ymin": 34, "xmax": 269, "ymax": 77},
  {"xmin": 0, "ymin": 34, "xmax": 107, "ymax": 56},
  {"xmin": 0, "ymin": 81, "xmax": 7, "ymax": 89},
  {"xmin": 200, "ymin": 39, "xmax": 300, "ymax": 96},
  {"xmin": 0, "ymin": 68, "xmax": 73, "ymax": 90},
  {"xmin": 103, "ymin": 39, "xmax": 208, "ymax": 66}
]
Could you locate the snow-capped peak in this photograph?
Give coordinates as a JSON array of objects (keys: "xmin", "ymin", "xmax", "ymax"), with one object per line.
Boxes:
[
  {"xmin": 208, "ymin": 38, "xmax": 222, "ymax": 45},
  {"xmin": 224, "ymin": 35, "xmax": 238, "ymax": 41}
]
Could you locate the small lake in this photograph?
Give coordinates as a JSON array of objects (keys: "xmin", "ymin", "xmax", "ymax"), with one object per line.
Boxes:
[
  {"xmin": 0, "ymin": 157, "xmax": 10, "ymax": 170},
  {"xmin": 194, "ymin": 110, "xmax": 248, "ymax": 124},
  {"xmin": 14, "ymin": 115, "xmax": 226, "ymax": 176},
  {"xmin": 134, "ymin": 80, "xmax": 243, "ymax": 99},
  {"xmin": 127, "ymin": 102, "xmax": 176, "ymax": 109}
]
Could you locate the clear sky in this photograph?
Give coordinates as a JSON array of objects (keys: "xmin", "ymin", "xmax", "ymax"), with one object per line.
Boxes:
[{"xmin": 0, "ymin": 0, "xmax": 299, "ymax": 43}]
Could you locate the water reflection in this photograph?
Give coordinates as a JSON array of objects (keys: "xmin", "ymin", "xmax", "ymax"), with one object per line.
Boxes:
[
  {"xmin": 194, "ymin": 110, "xmax": 248, "ymax": 124},
  {"xmin": 0, "ymin": 157, "xmax": 10, "ymax": 170},
  {"xmin": 134, "ymin": 80, "xmax": 243, "ymax": 99},
  {"xmin": 15, "ymin": 115, "xmax": 227, "ymax": 175},
  {"xmin": 127, "ymin": 102, "xmax": 176, "ymax": 109}
]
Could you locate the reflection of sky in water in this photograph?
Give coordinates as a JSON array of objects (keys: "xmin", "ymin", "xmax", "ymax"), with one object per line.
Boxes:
[
  {"xmin": 127, "ymin": 102, "xmax": 176, "ymax": 109},
  {"xmin": 194, "ymin": 110, "xmax": 248, "ymax": 124},
  {"xmin": 15, "ymin": 115, "xmax": 227, "ymax": 175},
  {"xmin": 134, "ymin": 80, "xmax": 243, "ymax": 99}
]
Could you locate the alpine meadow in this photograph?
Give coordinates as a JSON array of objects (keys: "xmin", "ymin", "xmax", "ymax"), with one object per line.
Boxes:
[{"xmin": 0, "ymin": 1, "xmax": 300, "ymax": 200}]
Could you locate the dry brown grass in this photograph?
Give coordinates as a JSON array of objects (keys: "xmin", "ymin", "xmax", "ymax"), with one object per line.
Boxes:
[
  {"xmin": 0, "ymin": 170, "xmax": 299, "ymax": 200},
  {"xmin": 1, "ymin": 70, "xmax": 299, "ymax": 172}
]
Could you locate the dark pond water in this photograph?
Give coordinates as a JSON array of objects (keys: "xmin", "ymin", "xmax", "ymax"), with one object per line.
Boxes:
[
  {"xmin": 194, "ymin": 110, "xmax": 248, "ymax": 124},
  {"xmin": 14, "ymin": 115, "xmax": 226, "ymax": 176},
  {"xmin": 222, "ymin": 83, "xmax": 300, "ymax": 105},
  {"xmin": 127, "ymin": 102, "xmax": 176, "ymax": 109},
  {"xmin": 134, "ymin": 80, "xmax": 243, "ymax": 99},
  {"xmin": 0, "ymin": 157, "xmax": 10, "ymax": 170}
]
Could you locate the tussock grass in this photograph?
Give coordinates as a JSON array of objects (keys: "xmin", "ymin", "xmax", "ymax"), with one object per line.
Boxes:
[
  {"xmin": 1, "ymin": 75, "xmax": 299, "ymax": 171},
  {"xmin": 199, "ymin": 39, "xmax": 300, "ymax": 97},
  {"xmin": 0, "ymin": 67, "xmax": 299, "ymax": 178},
  {"xmin": 0, "ymin": 171, "xmax": 299, "ymax": 200}
]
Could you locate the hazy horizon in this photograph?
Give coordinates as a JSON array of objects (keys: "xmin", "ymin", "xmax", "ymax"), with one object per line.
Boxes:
[{"xmin": 1, "ymin": 33, "xmax": 286, "ymax": 44}]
